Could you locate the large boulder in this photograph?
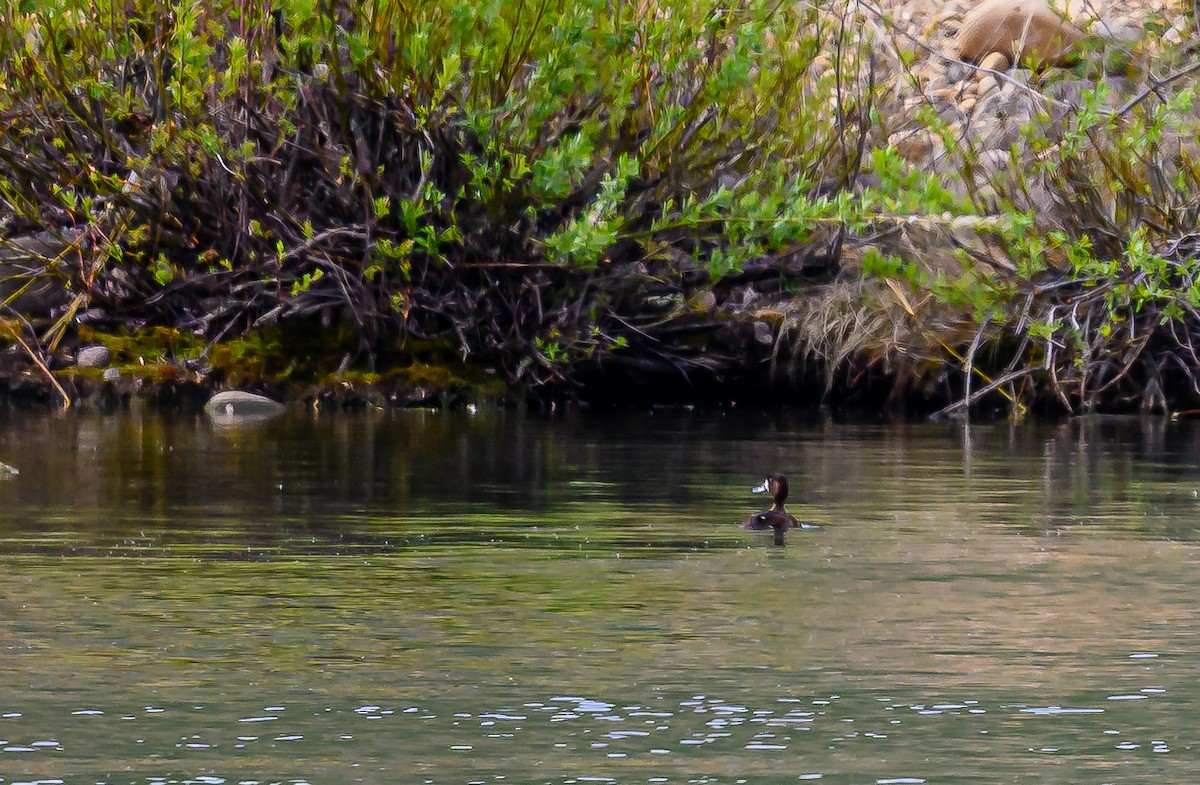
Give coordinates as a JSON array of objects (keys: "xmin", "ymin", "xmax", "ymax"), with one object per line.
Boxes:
[{"xmin": 953, "ymin": 0, "xmax": 1084, "ymax": 66}]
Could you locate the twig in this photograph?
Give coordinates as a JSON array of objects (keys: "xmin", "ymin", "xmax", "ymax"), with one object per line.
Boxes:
[
  {"xmin": 961, "ymin": 315, "xmax": 990, "ymax": 419},
  {"xmin": 1114, "ymin": 60, "xmax": 1200, "ymax": 117},
  {"xmin": 932, "ymin": 367, "xmax": 1036, "ymax": 418},
  {"xmin": 1049, "ymin": 355, "xmax": 1069, "ymax": 410},
  {"xmin": 0, "ymin": 316, "xmax": 70, "ymax": 408}
]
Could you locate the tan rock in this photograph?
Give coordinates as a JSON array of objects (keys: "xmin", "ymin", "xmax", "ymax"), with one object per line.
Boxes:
[
  {"xmin": 953, "ymin": 0, "xmax": 1084, "ymax": 66},
  {"xmin": 979, "ymin": 51, "xmax": 1011, "ymax": 72},
  {"xmin": 1163, "ymin": 17, "xmax": 1186, "ymax": 45},
  {"xmin": 889, "ymin": 129, "xmax": 935, "ymax": 161},
  {"xmin": 926, "ymin": 73, "xmax": 951, "ymax": 93}
]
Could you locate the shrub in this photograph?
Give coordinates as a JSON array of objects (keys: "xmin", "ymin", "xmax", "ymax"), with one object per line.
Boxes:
[{"xmin": 0, "ymin": 0, "xmax": 870, "ymax": 387}]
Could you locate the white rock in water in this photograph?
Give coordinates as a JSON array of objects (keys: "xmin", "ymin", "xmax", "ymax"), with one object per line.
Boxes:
[
  {"xmin": 0, "ymin": 461, "xmax": 19, "ymax": 478},
  {"xmin": 204, "ymin": 390, "xmax": 286, "ymax": 422}
]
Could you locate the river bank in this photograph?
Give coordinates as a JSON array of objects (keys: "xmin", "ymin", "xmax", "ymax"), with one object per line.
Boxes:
[{"xmin": 1, "ymin": 0, "xmax": 1197, "ymax": 418}]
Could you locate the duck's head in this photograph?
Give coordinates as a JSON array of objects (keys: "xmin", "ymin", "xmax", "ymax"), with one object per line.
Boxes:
[{"xmin": 751, "ymin": 473, "xmax": 790, "ymax": 506}]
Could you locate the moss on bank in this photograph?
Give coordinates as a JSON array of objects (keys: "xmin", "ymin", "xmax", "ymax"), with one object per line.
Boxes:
[{"xmin": 39, "ymin": 324, "xmax": 511, "ymax": 411}]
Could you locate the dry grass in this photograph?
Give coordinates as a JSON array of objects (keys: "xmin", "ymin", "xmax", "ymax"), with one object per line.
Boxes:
[{"xmin": 768, "ymin": 279, "xmax": 911, "ymax": 391}]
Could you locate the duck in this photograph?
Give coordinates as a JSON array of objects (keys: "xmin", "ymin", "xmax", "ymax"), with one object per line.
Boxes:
[{"xmin": 741, "ymin": 473, "xmax": 801, "ymax": 546}]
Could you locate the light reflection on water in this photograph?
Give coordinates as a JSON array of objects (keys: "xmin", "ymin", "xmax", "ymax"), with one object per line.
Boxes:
[{"xmin": 0, "ymin": 411, "xmax": 1199, "ymax": 783}]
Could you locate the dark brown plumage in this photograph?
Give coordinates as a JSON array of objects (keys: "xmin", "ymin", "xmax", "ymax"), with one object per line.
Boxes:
[{"xmin": 741, "ymin": 473, "xmax": 800, "ymax": 546}]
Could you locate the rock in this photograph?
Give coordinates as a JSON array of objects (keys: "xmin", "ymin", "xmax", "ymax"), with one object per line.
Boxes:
[
  {"xmin": 939, "ymin": 12, "xmax": 964, "ymax": 30},
  {"xmin": 979, "ymin": 51, "xmax": 1011, "ymax": 72},
  {"xmin": 0, "ymin": 461, "xmax": 18, "ymax": 479},
  {"xmin": 926, "ymin": 73, "xmax": 951, "ymax": 93},
  {"xmin": 976, "ymin": 88, "xmax": 1037, "ymax": 124},
  {"xmin": 75, "ymin": 344, "xmax": 110, "ymax": 368},
  {"xmin": 1007, "ymin": 68, "xmax": 1034, "ymax": 85},
  {"xmin": 979, "ymin": 149, "xmax": 1013, "ymax": 177},
  {"xmin": 953, "ymin": 0, "xmax": 1084, "ymax": 66},
  {"xmin": 204, "ymin": 390, "xmax": 286, "ymax": 423},
  {"xmin": 691, "ymin": 290, "xmax": 717, "ymax": 312},
  {"xmin": 1163, "ymin": 17, "xmax": 1186, "ymax": 45},
  {"xmin": 102, "ymin": 367, "xmax": 121, "ymax": 383},
  {"xmin": 1044, "ymin": 78, "xmax": 1099, "ymax": 109},
  {"xmin": 1101, "ymin": 22, "xmax": 1146, "ymax": 44},
  {"xmin": 1103, "ymin": 76, "xmax": 1138, "ymax": 103},
  {"xmin": 977, "ymin": 75, "xmax": 1000, "ymax": 97},
  {"xmin": 945, "ymin": 62, "xmax": 974, "ymax": 82},
  {"xmin": 937, "ymin": 6, "xmax": 964, "ymax": 24},
  {"xmin": 889, "ymin": 129, "xmax": 935, "ymax": 161},
  {"xmin": 973, "ymin": 85, "xmax": 1039, "ymax": 151}
]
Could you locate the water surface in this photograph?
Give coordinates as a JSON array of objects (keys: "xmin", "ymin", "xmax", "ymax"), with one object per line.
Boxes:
[{"xmin": 1, "ymin": 410, "xmax": 1198, "ymax": 784}]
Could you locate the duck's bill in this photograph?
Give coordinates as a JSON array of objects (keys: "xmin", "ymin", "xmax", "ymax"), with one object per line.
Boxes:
[{"xmin": 751, "ymin": 479, "xmax": 770, "ymax": 494}]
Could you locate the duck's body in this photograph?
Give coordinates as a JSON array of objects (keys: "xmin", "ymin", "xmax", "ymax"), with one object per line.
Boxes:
[{"xmin": 742, "ymin": 474, "xmax": 800, "ymax": 546}]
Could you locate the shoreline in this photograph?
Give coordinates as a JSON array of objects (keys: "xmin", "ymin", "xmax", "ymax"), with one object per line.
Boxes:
[
  {"xmin": 1, "ymin": 1, "xmax": 1198, "ymax": 420},
  {"xmin": 0, "ymin": 336, "xmax": 1147, "ymax": 420}
]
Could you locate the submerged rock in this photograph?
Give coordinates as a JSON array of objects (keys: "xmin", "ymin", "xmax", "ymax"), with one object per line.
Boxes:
[
  {"xmin": 204, "ymin": 390, "xmax": 286, "ymax": 423},
  {"xmin": 0, "ymin": 461, "xmax": 19, "ymax": 479}
]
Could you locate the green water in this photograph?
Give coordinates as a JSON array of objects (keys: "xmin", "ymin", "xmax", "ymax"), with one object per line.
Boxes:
[{"xmin": 1, "ymin": 410, "xmax": 1199, "ymax": 784}]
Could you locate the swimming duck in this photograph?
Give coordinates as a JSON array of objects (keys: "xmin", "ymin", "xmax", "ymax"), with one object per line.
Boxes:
[{"xmin": 742, "ymin": 473, "xmax": 800, "ymax": 546}]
